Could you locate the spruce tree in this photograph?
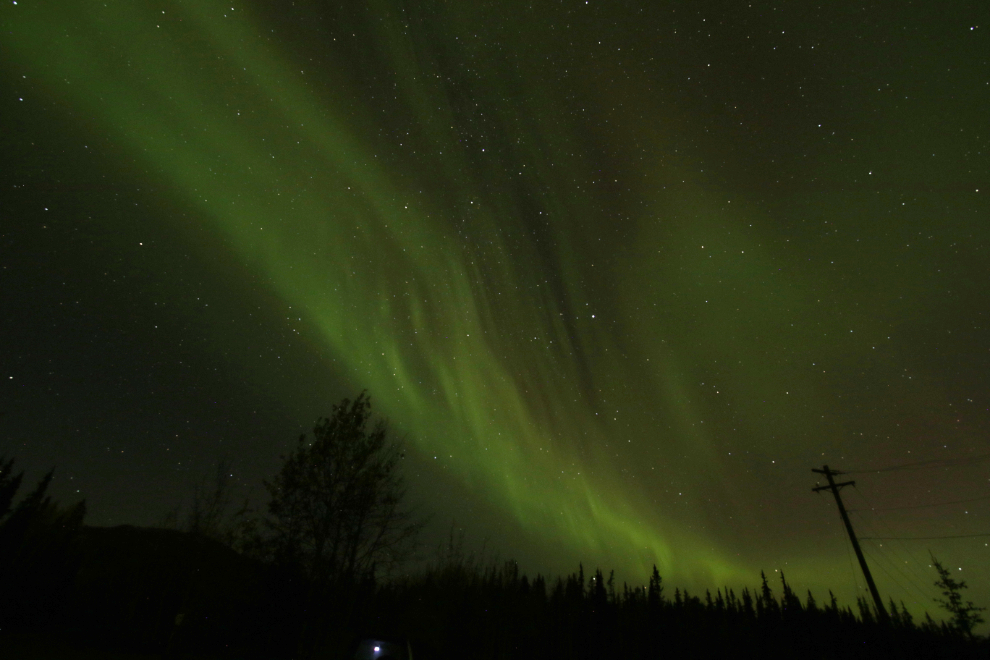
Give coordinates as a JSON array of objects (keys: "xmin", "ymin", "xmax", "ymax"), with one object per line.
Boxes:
[
  {"xmin": 930, "ymin": 553, "xmax": 985, "ymax": 638},
  {"xmin": 647, "ymin": 564, "xmax": 664, "ymax": 609}
]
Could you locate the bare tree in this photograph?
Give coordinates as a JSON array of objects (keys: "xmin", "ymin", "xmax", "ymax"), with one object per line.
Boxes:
[
  {"xmin": 265, "ymin": 392, "xmax": 422, "ymax": 585},
  {"xmin": 186, "ymin": 458, "xmax": 233, "ymax": 540}
]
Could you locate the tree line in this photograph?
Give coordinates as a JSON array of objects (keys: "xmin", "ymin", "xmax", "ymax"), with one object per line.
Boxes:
[{"xmin": 1, "ymin": 392, "xmax": 986, "ymax": 658}]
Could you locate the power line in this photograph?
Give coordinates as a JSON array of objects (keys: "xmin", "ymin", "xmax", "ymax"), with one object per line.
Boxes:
[
  {"xmin": 849, "ymin": 489, "xmax": 939, "ymax": 601},
  {"xmin": 860, "ymin": 533, "xmax": 990, "ymax": 540},
  {"xmin": 851, "ymin": 511, "xmax": 932, "ymax": 603},
  {"xmin": 860, "ymin": 542, "xmax": 931, "ymax": 606},
  {"xmin": 844, "ymin": 453, "xmax": 990, "ymax": 474},
  {"xmin": 849, "ymin": 495, "xmax": 990, "ymax": 513}
]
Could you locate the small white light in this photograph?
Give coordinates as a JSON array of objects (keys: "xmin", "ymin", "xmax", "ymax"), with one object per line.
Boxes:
[{"xmin": 374, "ymin": 647, "xmax": 380, "ymax": 653}]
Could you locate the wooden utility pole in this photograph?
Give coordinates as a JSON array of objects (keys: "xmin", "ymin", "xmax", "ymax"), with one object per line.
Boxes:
[{"xmin": 812, "ymin": 465, "xmax": 889, "ymax": 624}]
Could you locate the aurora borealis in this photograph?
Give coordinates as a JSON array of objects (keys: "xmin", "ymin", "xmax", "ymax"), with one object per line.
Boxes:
[{"xmin": 2, "ymin": 0, "xmax": 988, "ymax": 619}]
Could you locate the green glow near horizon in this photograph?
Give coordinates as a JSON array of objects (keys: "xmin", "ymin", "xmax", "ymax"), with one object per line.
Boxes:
[{"xmin": 8, "ymin": 0, "xmax": 976, "ymax": 604}]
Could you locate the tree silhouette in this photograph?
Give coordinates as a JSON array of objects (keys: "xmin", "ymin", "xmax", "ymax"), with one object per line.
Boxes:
[
  {"xmin": 930, "ymin": 552, "xmax": 985, "ymax": 638},
  {"xmin": 758, "ymin": 570, "xmax": 779, "ymax": 616},
  {"xmin": 647, "ymin": 564, "xmax": 664, "ymax": 609},
  {"xmin": 0, "ymin": 456, "xmax": 25, "ymax": 519},
  {"xmin": 779, "ymin": 571, "xmax": 802, "ymax": 613},
  {"xmin": 265, "ymin": 392, "xmax": 422, "ymax": 585},
  {"xmin": 185, "ymin": 458, "xmax": 234, "ymax": 540},
  {"xmin": 0, "ymin": 456, "xmax": 86, "ymax": 628}
]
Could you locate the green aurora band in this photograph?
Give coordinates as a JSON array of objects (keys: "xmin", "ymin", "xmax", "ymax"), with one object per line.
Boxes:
[{"xmin": 7, "ymin": 0, "xmax": 986, "ymax": 601}]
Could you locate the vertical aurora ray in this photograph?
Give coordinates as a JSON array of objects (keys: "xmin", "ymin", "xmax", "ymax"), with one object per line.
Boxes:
[{"xmin": 8, "ymin": 0, "xmax": 984, "ymax": 601}]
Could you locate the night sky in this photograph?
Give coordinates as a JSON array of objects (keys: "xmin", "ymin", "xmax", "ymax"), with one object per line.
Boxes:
[{"xmin": 2, "ymin": 0, "xmax": 988, "ymax": 619}]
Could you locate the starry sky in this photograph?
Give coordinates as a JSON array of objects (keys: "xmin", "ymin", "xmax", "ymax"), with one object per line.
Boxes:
[{"xmin": 2, "ymin": 0, "xmax": 988, "ymax": 618}]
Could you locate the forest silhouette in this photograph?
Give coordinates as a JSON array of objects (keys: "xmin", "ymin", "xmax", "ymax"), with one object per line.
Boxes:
[{"xmin": 2, "ymin": 395, "xmax": 987, "ymax": 659}]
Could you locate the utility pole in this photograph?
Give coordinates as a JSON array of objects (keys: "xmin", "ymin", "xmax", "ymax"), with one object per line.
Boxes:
[{"xmin": 812, "ymin": 465, "xmax": 889, "ymax": 624}]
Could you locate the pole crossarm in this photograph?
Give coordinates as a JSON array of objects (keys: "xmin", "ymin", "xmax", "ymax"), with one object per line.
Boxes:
[
  {"xmin": 812, "ymin": 480, "xmax": 854, "ymax": 492},
  {"xmin": 810, "ymin": 464, "xmax": 890, "ymax": 624}
]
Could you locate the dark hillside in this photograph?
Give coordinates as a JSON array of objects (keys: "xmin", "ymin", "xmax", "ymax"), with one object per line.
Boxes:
[{"xmin": 49, "ymin": 525, "xmax": 287, "ymax": 657}]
